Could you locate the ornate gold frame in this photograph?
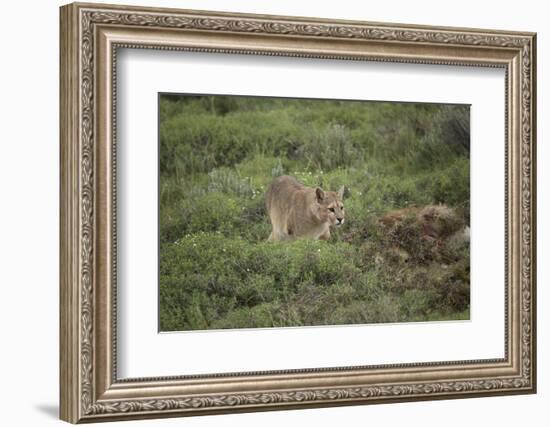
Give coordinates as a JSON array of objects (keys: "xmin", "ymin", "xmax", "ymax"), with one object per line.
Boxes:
[{"xmin": 60, "ymin": 2, "xmax": 537, "ymax": 423}]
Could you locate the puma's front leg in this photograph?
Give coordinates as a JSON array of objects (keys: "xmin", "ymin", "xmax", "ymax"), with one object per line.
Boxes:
[{"xmin": 319, "ymin": 228, "xmax": 331, "ymax": 241}]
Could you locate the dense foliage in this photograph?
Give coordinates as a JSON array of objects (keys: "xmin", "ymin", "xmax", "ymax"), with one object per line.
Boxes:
[{"xmin": 159, "ymin": 95, "xmax": 470, "ymax": 331}]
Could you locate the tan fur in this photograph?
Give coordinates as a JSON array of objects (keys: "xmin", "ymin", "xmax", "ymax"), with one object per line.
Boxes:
[{"xmin": 265, "ymin": 175, "xmax": 345, "ymax": 241}]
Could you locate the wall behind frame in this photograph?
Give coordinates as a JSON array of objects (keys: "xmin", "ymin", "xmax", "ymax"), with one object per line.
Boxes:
[{"xmin": 0, "ymin": 0, "xmax": 544, "ymax": 426}]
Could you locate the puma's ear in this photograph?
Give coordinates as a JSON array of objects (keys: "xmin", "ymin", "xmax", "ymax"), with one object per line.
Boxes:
[
  {"xmin": 337, "ymin": 185, "xmax": 345, "ymax": 200},
  {"xmin": 315, "ymin": 187, "xmax": 325, "ymax": 202}
]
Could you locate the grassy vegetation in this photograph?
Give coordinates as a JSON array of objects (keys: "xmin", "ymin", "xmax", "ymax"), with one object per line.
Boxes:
[{"xmin": 159, "ymin": 95, "xmax": 470, "ymax": 331}]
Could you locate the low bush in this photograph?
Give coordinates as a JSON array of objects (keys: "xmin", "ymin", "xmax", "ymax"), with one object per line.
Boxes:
[{"xmin": 159, "ymin": 233, "xmax": 470, "ymax": 331}]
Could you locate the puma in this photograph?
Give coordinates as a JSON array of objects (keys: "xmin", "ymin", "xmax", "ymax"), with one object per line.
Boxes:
[{"xmin": 265, "ymin": 175, "xmax": 345, "ymax": 241}]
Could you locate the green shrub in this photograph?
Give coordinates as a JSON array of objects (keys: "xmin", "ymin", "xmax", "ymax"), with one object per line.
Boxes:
[
  {"xmin": 159, "ymin": 232, "xmax": 470, "ymax": 330},
  {"xmin": 299, "ymin": 123, "xmax": 363, "ymax": 170},
  {"xmin": 207, "ymin": 167, "xmax": 254, "ymax": 197},
  {"xmin": 422, "ymin": 158, "xmax": 470, "ymax": 206}
]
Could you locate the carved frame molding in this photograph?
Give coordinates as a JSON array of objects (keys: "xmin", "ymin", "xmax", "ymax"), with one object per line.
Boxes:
[{"xmin": 60, "ymin": 2, "xmax": 536, "ymax": 423}]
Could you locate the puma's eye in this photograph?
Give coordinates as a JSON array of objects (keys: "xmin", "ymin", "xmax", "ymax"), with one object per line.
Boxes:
[
  {"xmin": 329, "ymin": 207, "xmax": 335, "ymax": 212},
  {"xmin": 341, "ymin": 206, "xmax": 344, "ymax": 210}
]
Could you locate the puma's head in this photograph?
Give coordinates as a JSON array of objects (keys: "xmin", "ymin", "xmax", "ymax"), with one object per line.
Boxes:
[{"xmin": 315, "ymin": 186, "xmax": 345, "ymax": 227}]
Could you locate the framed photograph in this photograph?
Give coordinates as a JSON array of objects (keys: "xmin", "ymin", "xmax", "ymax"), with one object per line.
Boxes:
[{"xmin": 60, "ymin": 2, "xmax": 537, "ymax": 423}]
